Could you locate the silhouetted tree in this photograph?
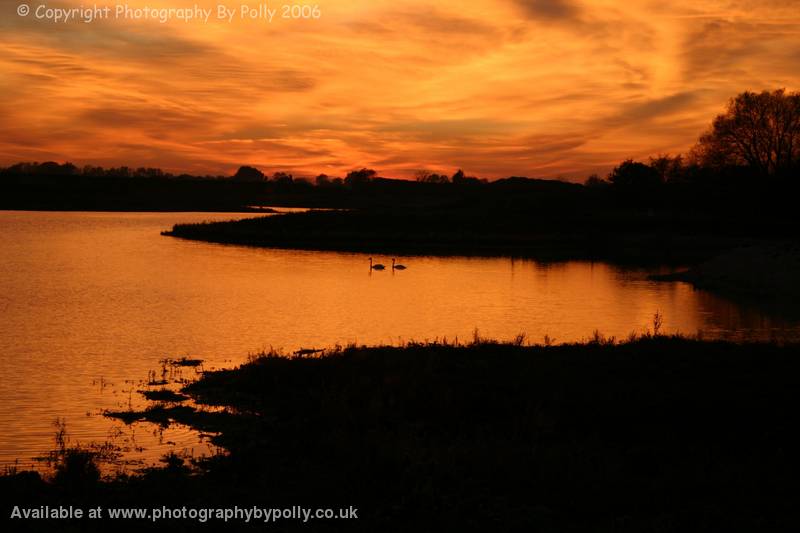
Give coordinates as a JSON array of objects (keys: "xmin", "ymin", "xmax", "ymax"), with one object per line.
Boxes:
[
  {"xmin": 272, "ymin": 172, "xmax": 294, "ymax": 184},
  {"xmin": 107, "ymin": 166, "xmax": 132, "ymax": 178},
  {"xmin": 80, "ymin": 165, "xmax": 102, "ymax": 177},
  {"xmin": 415, "ymin": 170, "xmax": 450, "ymax": 184},
  {"xmin": 451, "ymin": 169, "xmax": 483, "ymax": 185},
  {"xmin": 608, "ymin": 160, "xmax": 663, "ymax": 191},
  {"xmin": 344, "ymin": 168, "xmax": 376, "ymax": 187},
  {"xmin": 3, "ymin": 161, "xmax": 78, "ymax": 177},
  {"xmin": 648, "ymin": 154, "xmax": 686, "ymax": 183},
  {"xmin": 134, "ymin": 167, "xmax": 164, "ymax": 178},
  {"xmin": 232, "ymin": 166, "xmax": 265, "ymax": 182},
  {"xmin": 57, "ymin": 162, "xmax": 78, "ymax": 176},
  {"xmin": 693, "ymin": 89, "xmax": 800, "ymax": 177},
  {"xmin": 315, "ymin": 174, "xmax": 330, "ymax": 187}
]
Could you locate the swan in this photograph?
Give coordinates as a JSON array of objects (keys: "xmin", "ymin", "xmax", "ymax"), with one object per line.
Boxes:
[
  {"xmin": 370, "ymin": 257, "xmax": 386, "ymax": 270},
  {"xmin": 392, "ymin": 258, "xmax": 407, "ymax": 270}
]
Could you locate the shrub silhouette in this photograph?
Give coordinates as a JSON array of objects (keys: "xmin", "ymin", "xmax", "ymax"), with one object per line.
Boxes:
[
  {"xmin": 344, "ymin": 168, "xmax": 376, "ymax": 187},
  {"xmin": 608, "ymin": 159, "xmax": 663, "ymax": 190},
  {"xmin": 232, "ymin": 165, "xmax": 265, "ymax": 182}
]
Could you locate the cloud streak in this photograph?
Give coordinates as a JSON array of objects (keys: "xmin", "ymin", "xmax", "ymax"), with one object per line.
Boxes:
[{"xmin": 512, "ymin": 0, "xmax": 581, "ymax": 21}]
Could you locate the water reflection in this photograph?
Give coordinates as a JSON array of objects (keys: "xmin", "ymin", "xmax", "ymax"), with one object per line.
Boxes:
[{"xmin": 1, "ymin": 211, "xmax": 799, "ymax": 468}]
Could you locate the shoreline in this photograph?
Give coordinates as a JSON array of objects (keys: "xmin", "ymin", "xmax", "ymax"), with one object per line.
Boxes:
[
  {"xmin": 650, "ymin": 242, "xmax": 800, "ymax": 302},
  {"xmin": 3, "ymin": 335, "xmax": 799, "ymax": 530}
]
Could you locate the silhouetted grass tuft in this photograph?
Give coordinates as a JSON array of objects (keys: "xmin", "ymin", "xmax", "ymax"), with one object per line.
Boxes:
[{"xmin": 138, "ymin": 389, "xmax": 189, "ymax": 403}]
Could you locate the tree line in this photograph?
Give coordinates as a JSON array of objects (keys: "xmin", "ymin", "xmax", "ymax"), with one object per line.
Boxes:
[{"xmin": 3, "ymin": 89, "xmax": 798, "ymax": 191}]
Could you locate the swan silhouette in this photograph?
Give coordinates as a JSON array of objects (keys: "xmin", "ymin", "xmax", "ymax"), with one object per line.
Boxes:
[
  {"xmin": 370, "ymin": 258, "xmax": 386, "ymax": 270},
  {"xmin": 392, "ymin": 258, "xmax": 407, "ymax": 270}
]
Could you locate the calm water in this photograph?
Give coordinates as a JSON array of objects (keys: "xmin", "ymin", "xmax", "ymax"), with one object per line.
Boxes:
[{"xmin": 1, "ymin": 210, "xmax": 799, "ymax": 469}]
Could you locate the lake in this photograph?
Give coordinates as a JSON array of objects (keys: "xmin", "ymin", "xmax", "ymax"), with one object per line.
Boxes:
[{"xmin": 1, "ymin": 210, "xmax": 798, "ymax": 470}]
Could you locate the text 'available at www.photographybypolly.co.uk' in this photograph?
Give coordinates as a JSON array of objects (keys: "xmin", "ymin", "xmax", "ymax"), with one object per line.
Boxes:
[{"xmin": 9, "ymin": 504, "xmax": 359, "ymax": 524}]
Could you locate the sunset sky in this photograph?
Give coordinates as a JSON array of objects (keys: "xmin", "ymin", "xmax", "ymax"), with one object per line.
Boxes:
[{"xmin": 1, "ymin": 0, "xmax": 799, "ymax": 179}]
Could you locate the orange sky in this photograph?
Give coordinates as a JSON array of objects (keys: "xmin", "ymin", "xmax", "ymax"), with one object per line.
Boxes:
[{"xmin": 1, "ymin": 0, "xmax": 799, "ymax": 180}]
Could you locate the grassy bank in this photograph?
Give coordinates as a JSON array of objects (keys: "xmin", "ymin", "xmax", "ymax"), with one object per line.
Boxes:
[
  {"xmin": 2, "ymin": 336, "xmax": 799, "ymax": 531},
  {"xmin": 162, "ymin": 209, "xmax": 759, "ymax": 264}
]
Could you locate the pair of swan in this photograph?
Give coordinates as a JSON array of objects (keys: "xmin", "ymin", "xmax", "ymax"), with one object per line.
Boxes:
[{"xmin": 370, "ymin": 258, "xmax": 406, "ymax": 271}]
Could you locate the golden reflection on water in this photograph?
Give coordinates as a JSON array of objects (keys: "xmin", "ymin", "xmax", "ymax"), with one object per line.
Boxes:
[{"xmin": 0, "ymin": 211, "xmax": 798, "ymax": 468}]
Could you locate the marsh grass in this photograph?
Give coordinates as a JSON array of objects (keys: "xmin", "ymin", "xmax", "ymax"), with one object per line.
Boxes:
[
  {"xmin": 36, "ymin": 419, "xmax": 123, "ymax": 487},
  {"xmin": 138, "ymin": 389, "xmax": 189, "ymax": 403}
]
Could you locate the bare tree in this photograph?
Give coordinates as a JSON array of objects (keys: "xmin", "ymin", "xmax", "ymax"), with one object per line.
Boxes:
[{"xmin": 693, "ymin": 89, "xmax": 800, "ymax": 177}]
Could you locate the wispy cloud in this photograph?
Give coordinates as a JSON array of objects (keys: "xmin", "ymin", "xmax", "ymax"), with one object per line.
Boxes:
[{"xmin": 512, "ymin": 0, "xmax": 581, "ymax": 21}]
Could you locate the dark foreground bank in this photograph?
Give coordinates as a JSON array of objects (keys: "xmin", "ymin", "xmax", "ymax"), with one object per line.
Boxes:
[{"xmin": 2, "ymin": 336, "xmax": 799, "ymax": 532}]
